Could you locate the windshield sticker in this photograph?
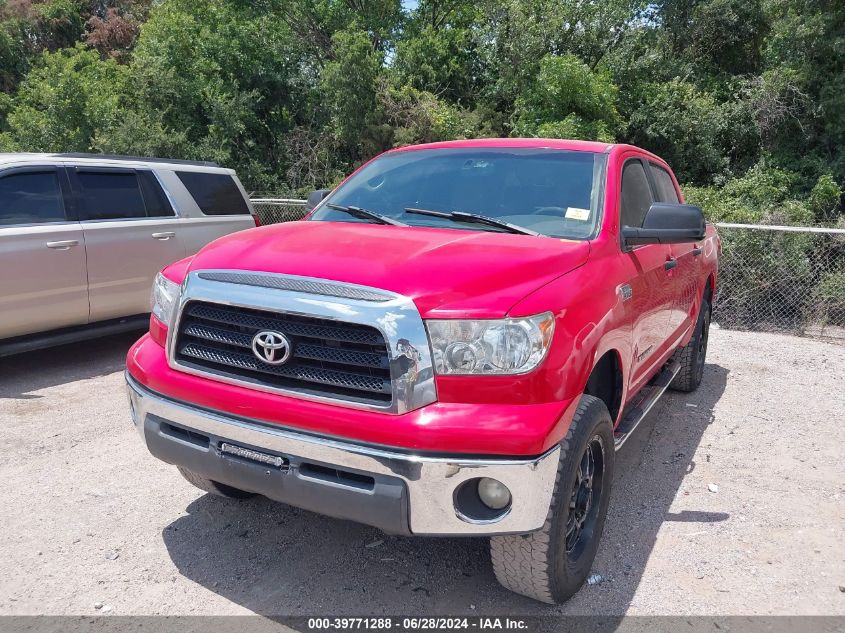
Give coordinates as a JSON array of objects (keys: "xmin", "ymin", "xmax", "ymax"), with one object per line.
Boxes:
[{"xmin": 565, "ymin": 207, "xmax": 590, "ymax": 221}]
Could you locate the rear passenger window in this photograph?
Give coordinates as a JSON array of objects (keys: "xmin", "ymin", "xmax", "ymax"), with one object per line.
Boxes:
[
  {"xmin": 620, "ymin": 161, "xmax": 653, "ymax": 228},
  {"xmin": 0, "ymin": 170, "xmax": 65, "ymax": 226},
  {"xmin": 650, "ymin": 164, "xmax": 680, "ymax": 203},
  {"xmin": 77, "ymin": 170, "xmax": 146, "ymax": 220},
  {"xmin": 138, "ymin": 171, "xmax": 175, "ymax": 217},
  {"xmin": 176, "ymin": 171, "xmax": 249, "ymax": 215}
]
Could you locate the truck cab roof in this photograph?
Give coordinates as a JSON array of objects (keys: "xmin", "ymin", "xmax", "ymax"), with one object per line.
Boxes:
[{"xmin": 388, "ymin": 137, "xmax": 614, "ymax": 155}]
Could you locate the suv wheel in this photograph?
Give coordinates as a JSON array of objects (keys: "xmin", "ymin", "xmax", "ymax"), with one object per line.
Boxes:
[
  {"xmin": 177, "ymin": 466, "xmax": 256, "ymax": 499},
  {"xmin": 490, "ymin": 395, "xmax": 614, "ymax": 604}
]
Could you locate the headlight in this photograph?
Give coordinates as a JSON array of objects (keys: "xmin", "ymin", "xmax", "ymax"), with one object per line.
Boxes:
[
  {"xmin": 150, "ymin": 272, "xmax": 180, "ymax": 325},
  {"xmin": 426, "ymin": 312, "xmax": 555, "ymax": 375}
]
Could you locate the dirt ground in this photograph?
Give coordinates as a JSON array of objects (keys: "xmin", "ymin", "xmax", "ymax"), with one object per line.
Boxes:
[{"xmin": 0, "ymin": 327, "xmax": 843, "ymax": 617}]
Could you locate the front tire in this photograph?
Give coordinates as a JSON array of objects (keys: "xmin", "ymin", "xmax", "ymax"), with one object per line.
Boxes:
[{"xmin": 490, "ymin": 395, "xmax": 614, "ymax": 604}]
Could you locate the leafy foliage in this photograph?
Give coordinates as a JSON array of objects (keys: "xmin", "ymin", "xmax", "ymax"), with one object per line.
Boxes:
[
  {"xmin": 0, "ymin": 44, "xmax": 127, "ymax": 152},
  {"xmin": 321, "ymin": 28, "xmax": 383, "ymax": 159},
  {"xmin": 0, "ymin": 0, "xmax": 841, "ymax": 220},
  {"xmin": 513, "ymin": 54, "xmax": 621, "ymax": 142}
]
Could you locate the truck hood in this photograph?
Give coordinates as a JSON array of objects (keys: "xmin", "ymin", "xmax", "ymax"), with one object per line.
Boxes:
[{"xmin": 186, "ymin": 221, "xmax": 590, "ymax": 318}]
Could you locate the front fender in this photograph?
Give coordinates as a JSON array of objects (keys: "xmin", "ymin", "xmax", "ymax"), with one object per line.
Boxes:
[{"xmin": 508, "ymin": 261, "xmax": 633, "ymax": 429}]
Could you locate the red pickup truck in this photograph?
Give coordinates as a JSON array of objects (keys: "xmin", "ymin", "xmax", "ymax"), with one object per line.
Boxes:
[{"xmin": 126, "ymin": 138, "xmax": 719, "ymax": 604}]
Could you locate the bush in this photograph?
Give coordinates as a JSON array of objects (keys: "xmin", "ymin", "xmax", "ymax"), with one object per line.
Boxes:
[
  {"xmin": 683, "ymin": 163, "xmax": 815, "ymax": 224},
  {"xmin": 808, "ymin": 174, "xmax": 843, "ymax": 220},
  {"xmin": 0, "ymin": 45, "xmax": 127, "ymax": 152},
  {"xmin": 513, "ymin": 54, "xmax": 621, "ymax": 141},
  {"xmin": 811, "ymin": 270, "xmax": 845, "ymax": 327},
  {"xmin": 380, "ymin": 84, "xmax": 489, "ymax": 147},
  {"xmin": 627, "ymin": 79, "xmax": 726, "ymax": 184}
]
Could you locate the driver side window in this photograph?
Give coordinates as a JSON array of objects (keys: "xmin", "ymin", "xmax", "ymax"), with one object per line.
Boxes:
[{"xmin": 620, "ymin": 160, "xmax": 653, "ymax": 229}]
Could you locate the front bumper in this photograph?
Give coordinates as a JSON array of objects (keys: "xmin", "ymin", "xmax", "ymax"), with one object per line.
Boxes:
[{"xmin": 127, "ymin": 373, "xmax": 560, "ymax": 536}]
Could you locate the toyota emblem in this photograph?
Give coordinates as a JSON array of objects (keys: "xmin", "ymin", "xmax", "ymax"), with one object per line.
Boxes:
[{"xmin": 251, "ymin": 330, "xmax": 292, "ymax": 365}]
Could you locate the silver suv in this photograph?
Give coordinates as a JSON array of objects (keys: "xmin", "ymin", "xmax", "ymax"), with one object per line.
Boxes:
[{"xmin": 0, "ymin": 153, "xmax": 258, "ymax": 355}]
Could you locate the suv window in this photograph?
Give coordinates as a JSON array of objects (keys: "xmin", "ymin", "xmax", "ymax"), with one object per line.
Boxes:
[
  {"xmin": 176, "ymin": 171, "xmax": 249, "ymax": 215},
  {"xmin": 77, "ymin": 170, "xmax": 147, "ymax": 220},
  {"xmin": 650, "ymin": 164, "xmax": 680, "ymax": 203},
  {"xmin": 620, "ymin": 160, "xmax": 653, "ymax": 228},
  {"xmin": 138, "ymin": 171, "xmax": 175, "ymax": 217},
  {"xmin": 0, "ymin": 170, "xmax": 65, "ymax": 226}
]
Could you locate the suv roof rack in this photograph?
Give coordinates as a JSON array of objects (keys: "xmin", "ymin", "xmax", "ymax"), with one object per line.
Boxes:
[{"xmin": 52, "ymin": 153, "xmax": 220, "ymax": 167}]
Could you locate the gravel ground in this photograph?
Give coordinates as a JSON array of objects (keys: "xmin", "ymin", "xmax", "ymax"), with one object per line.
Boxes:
[{"xmin": 0, "ymin": 327, "xmax": 843, "ymax": 617}]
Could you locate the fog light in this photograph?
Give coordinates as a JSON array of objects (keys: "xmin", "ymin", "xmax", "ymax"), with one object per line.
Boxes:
[{"xmin": 477, "ymin": 478, "xmax": 511, "ymax": 510}]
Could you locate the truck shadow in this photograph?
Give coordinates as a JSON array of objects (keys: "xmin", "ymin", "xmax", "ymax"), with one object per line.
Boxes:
[
  {"xmin": 161, "ymin": 363, "xmax": 729, "ymax": 617},
  {"xmin": 0, "ymin": 332, "xmax": 142, "ymax": 399}
]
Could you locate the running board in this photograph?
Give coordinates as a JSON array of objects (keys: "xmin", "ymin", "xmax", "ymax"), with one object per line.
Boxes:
[
  {"xmin": 614, "ymin": 359, "xmax": 681, "ymax": 450},
  {"xmin": 0, "ymin": 314, "xmax": 149, "ymax": 358}
]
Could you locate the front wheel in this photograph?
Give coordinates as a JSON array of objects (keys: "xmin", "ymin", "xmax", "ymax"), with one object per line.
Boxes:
[{"xmin": 490, "ymin": 395, "xmax": 614, "ymax": 604}]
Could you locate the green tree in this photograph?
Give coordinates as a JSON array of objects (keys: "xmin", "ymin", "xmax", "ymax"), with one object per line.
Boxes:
[
  {"xmin": 278, "ymin": 0, "xmax": 401, "ymax": 59},
  {"xmin": 762, "ymin": 0, "xmax": 845, "ymax": 184},
  {"xmin": 627, "ymin": 79, "xmax": 727, "ymax": 184},
  {"xmin": 474, "ymin": 0, "xmax": 647, "ymax": 119},
  {"xmin": 392, "ymin": 0, "xmax": 483, "ymax": 106},
  {"xmin": 0, "ymin": 0, "xmax": 841, "ymax": 215},
  {"xmin": 379, "ymin": 83, "xmax": 490, "ymax": 147},
  {"xmin": 513, "ymin": 54, "xmax": 621, "ymax": 142},
  {"xmin": 393, "ymin": 25, "xmax": 481, "ymax": 107},
  {"xmin": 320, "ymin": 28, "xmax": 383, "ymax": 160},
  {"xmin": 98, "ymin": 0, "xmax": 306, "ymax": 191},
  {"xmin": 660, "ymin": 0, "xmax": 769, "ymax": 76},
  {"xmin": 0, "ymin": 18, "xmax": 30, "ymax": 93},
  {"xmin": 0, "ymin": 44, "xmax": 127, "ymax": 151},
  {"xmin": 35, "ymin": 0, "xmax": 86, "ymax": 52}
]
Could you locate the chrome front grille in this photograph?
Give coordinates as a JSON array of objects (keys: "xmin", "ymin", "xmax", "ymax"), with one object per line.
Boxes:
[
  {"xmin": 167, "ymin": 271, "xmax": 437, "ymax": 413},
  {"xmin": 174, "ymin": 301, "xmax": 392, "ymax": 405}
]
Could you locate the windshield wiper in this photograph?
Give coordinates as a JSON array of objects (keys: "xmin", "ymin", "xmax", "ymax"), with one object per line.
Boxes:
[
  {"xmin": 326, "ymin": 203, "xmax": 407, "ymax": 227},
  {"xmin": 404, "ymin": 207, "xmax": 541, "ymax": 236}
]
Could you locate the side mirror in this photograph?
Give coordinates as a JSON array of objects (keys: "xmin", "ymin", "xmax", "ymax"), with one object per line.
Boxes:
[
  {"xmin": 622, "ymin": 203, "xmax": 705, "ymax": 246},
  {"xmin": 307, "ymin": 189, "xmax": 331, "ymax": 211}
]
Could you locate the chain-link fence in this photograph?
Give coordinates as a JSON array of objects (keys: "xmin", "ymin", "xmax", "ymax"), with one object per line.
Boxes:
[
  {"xmin": 713, "ymin": 223, "xmax": 845, "ymax": 340},
  {"xmin": 250, "ymin": 198, "xmax": 845, "ymax": 340},
  {"xmin": 250, "ymin": 198, "xmax": 309, "ymax": 224}
]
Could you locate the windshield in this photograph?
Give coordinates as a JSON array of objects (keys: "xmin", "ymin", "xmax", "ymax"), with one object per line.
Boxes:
[{"xmin": 310, "ymin": 148, "xmax": 607, "ymax": 239}]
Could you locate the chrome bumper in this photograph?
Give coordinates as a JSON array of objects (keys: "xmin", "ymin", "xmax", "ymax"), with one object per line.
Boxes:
[{"xmin": 126, "ymin": 373, "xmax": 560, "ymax": 536}]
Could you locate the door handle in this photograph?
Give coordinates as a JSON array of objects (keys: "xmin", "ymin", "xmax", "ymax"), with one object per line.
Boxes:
[
  {"xmin": 45, "ymin": 240, "xmax": 79, "ymax": 250},
  {"xmin": 664, "ymin": 258, "xmax": 678, "ymax": 271},
  {"xmin": 151, "ymin": 232, "xmax": 176, "ymax": 240},
  {"xmin": 692, "ymin": 247, "xmax": 703, "ymax": 256}
]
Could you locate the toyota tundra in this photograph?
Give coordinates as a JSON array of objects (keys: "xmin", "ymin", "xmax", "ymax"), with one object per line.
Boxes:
[{"xmin": 125, "ymin": 138, "xmax": 720, "ymax": 603}]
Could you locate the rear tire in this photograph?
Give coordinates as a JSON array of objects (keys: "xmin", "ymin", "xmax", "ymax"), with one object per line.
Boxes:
[
  {"xmin": 177, "ymin": 466, "xmax": 256, "ymax": 499},
  {"xmin": 490, "ymin": 395, "xmax": 614, "ymax": 604},
  {"xmin": 670, "ymin": 299, "xmax": 711, "ymax": 393}
]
